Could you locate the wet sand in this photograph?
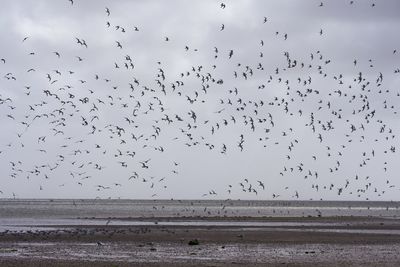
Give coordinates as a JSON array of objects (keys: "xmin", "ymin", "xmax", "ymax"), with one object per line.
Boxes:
[{"xmin": 1, "ymin": 216, "xmax": 400, "ymax": 266}]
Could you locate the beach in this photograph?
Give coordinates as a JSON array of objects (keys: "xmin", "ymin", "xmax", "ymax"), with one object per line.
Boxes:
[
  {"xmin": 1, "ymin": 217, "xmax": 400, "ymax": 266},
  {"xmin": 1, "ymin": 200, "xmax": 400, "ymax": 266}
]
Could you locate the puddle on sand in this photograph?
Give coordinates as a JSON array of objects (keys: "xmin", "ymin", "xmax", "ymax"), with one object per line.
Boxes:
[{"xmin": 0, "ymin": 217, "xmax": 349, "ymax": 231}]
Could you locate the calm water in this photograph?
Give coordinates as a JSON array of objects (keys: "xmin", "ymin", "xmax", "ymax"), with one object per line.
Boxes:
[
  {"xmin": 1, "ymin": 199, "xmax": 399, "ymax": 219},
  {"xmin": 1, "ymin": 199, "xmax": 400, "ymax": 232}
]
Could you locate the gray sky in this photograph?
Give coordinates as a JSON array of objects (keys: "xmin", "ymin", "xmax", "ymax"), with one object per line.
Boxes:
[{"xmin": 1, "ymin": 0, "xmax": 399, "ymax": 200}]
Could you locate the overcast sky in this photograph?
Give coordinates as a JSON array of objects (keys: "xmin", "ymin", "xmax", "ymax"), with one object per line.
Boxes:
[{"xmin": 0, "ymin": 0, "xmax": 399, "ymax": 200}]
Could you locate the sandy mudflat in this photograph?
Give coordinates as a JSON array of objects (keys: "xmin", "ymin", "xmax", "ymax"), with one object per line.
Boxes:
[{"xmin": 1, "ymin": 217, "xmax": 400, "ymax": 266}]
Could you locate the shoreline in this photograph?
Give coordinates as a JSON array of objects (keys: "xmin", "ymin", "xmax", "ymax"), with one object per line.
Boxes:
[{"xmin": 1, "ymin": 216, "xmax": 400, "ymax": 266}]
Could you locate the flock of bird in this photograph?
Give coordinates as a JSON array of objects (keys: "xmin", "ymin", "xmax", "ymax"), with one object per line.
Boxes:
[{"xmin": 0, "ymin": 0, "xmax": 399, "ymax": 200}]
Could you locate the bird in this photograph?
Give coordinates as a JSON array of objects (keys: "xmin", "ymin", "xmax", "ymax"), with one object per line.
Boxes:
[{"xmin": 0, "ymin": 0, "xmax": 398, "ymax": 204}]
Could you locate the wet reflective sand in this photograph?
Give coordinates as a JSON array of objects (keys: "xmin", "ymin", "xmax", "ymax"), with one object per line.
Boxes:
[
  {"xmin": 1, "ymin": 217, "xmax": 400, "ymax": 266},
  {"xmin": 1, "ymin": 200, "xmax": 400, "ymax": 266}
]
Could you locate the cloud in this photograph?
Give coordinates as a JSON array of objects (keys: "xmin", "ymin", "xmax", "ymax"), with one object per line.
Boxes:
[{"xmin": 0, "ymin": 0, "xmax": 399, "ymax": 200}]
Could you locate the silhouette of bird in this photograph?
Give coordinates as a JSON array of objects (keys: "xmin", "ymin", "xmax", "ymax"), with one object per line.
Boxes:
[{"xmin": 0, "ymin": 0, "xmax": 398, "ymax": 203}]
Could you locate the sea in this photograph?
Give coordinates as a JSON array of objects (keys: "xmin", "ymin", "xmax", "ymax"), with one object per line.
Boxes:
[{"xmin": 0, "ymin": 199, "xmax": 399, "ymax": 232}]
